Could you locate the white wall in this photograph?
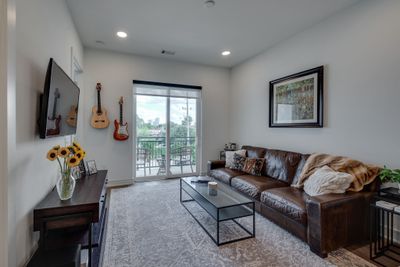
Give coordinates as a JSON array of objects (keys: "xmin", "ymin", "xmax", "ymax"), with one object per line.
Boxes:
[
  {"xmin": 229, "ymin": 0, "xmax": 400, "ymax": 168},
  {"xmin": 82, "ymin": 49, "xmax": 230, "ymax": 184},
  {"xmin": 8, "ymin": 0, "xmax": 83, "ymax": 265}
]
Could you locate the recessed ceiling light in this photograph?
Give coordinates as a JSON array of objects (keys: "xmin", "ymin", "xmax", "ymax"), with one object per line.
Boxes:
[
  {"xmin": 204, "ymin": 0, "xmax": 216, "ymax": 8},
  {"xmin": 116, "ymin": 31, "xmax": 128, "ymax": 38},
  {"xmin": 221, "ymin": 50, "xmax": 231, "ymax": 56}
]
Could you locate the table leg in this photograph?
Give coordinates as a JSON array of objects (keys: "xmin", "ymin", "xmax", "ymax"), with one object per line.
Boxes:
[
  {"xmin": 88, "ymin": 223, "xmax": 92, "ymax": 267},
  {"xmin": 217, "ymin": 209, "xmax": 220, "ymax": 245},
  {"xmin": 253, "ymin": 202, "xmax": 255, "ymax": 237}
]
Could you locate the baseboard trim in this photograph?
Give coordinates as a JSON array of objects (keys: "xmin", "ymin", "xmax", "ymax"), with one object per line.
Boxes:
[{"xmin": 106, "ymin": 178, "xmax": 134, "ymax": 188}]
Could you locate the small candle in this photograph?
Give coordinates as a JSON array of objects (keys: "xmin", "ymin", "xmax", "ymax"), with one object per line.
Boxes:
[{"xmin": 208, "ymin": 181, "xmax": 218, "ymax": 196}]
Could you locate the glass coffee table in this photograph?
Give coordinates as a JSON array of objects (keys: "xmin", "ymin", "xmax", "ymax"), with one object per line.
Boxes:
[{"xmin": 180, "ymin": 176, "xmax": 255, "ymax": 246}]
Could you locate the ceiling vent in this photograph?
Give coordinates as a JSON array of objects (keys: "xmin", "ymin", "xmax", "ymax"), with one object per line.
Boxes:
[{"xmin": 161, "ymin": 50, "xmax": 175, "ymax": 56}]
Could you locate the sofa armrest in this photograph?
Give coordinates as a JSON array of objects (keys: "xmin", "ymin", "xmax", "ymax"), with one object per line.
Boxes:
[
  {"xmin": 305, "ymin": 192, "xmax": 375, "ymax": 257},
  {"xmin": 207, "ymin": 160, "xmax": 226, "ymax": 174}
]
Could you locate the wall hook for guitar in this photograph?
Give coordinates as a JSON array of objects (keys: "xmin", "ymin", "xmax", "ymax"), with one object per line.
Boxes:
[
  {"xmin": 91, "ymin": 83, "xmax": 110, "ymax": 129},
  {"xmin": 113, "ymin": 96, "xmax": 129, "ymax": 141}
]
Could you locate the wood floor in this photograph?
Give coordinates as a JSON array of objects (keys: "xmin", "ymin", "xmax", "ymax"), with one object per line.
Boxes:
[{"xmin": 347, "ymin": 243, "xmax": 400, "ymax": 267}]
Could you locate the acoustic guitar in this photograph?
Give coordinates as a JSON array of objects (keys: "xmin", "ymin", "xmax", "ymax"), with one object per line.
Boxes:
[
  {"xmin": 66, "ymin": 105, "xmax": 78, "ymax": 127},
  {"xmin": 46, "ymin": 88, "xmax": 61, "ymax": 136},
  {"xmin": 113, "ymin": 97, "xmax": 129, "ymax": 141},
  {"xmin": 90, "ymin": 83, "xmax": 110, "ymax": 129}
]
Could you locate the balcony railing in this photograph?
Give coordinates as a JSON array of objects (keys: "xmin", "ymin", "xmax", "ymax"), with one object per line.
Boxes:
[{"xmin": 136, "ymin": 136, "xmax": 196, "ymax": 170}]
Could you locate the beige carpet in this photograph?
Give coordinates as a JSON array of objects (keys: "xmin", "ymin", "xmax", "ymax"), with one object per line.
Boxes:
[{"xmin": 103, "ymin": 179, "xmax": 375, "ymax": 267}]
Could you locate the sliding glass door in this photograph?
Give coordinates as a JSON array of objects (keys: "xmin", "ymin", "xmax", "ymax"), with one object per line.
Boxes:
[
  {"xmin": 134, "ymin": 82, "xmax": 201, "ymax": 180},
  {"xmin": 169, "ymin": 97, "xmax": 198, "ymax": 175},
  {"xmin": 135, "ymin": 95, "xmax": 167, "ymax": 178}
]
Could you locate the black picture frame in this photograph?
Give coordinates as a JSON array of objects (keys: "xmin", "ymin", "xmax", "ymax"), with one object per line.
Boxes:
[
  {"xmin": 269, "ymin": 66, "xmax": 324, "ymax": 128},
  {"xmin": 78, "ymin": 159, "xmax": 86, "ymax": 177}
]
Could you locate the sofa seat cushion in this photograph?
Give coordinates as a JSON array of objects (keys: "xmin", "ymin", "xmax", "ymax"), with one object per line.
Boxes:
[
  {"xmin": 231, "ymin": 175, "xmax": 287, "ymax": 200},
  {"xmin": 261, "ymin": 187, "xmax": 308, "ymax": 225},
  {"xmin": 209, "ymin": 168, "xmax": 245, "ymax": 185}
]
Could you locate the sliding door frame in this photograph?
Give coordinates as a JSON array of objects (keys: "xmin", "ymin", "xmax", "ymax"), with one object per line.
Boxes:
[
  {"xmin": 133, "ymin": 81, "xmax": 202, "ymax": 182},
  {"xmin": 0, "ymin": 0, "xmax": 8, "ymax": 265}
]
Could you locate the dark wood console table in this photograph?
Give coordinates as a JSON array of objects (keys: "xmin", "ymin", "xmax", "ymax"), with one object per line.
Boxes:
[{"xmin": 33, "ymin": 170, "xmax": 108, "ymax": 267}]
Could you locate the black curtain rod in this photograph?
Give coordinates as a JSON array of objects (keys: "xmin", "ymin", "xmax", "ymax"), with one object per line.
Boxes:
[{"xmin": 132, "ymin": 80, "xmax": 202, "ymax": 90}]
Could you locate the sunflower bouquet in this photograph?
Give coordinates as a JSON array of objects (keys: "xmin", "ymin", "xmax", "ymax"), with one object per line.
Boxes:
[{"xmin": 47, "ymin": 141, "xmax": 86, "ymax": 200}]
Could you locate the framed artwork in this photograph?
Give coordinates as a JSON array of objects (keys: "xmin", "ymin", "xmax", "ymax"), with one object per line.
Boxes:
[
  {"xmin": 86, "ymin": 160, "xmax": 98, "ymax": 175},
  {"xmin": 269, "ymin": 66, "xmax": 324, "ymax": 128}
]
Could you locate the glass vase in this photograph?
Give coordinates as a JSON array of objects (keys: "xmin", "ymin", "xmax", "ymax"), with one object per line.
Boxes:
[{"xmin": 56, "ymin": 170, "xmax": 76, "ymax": 200}]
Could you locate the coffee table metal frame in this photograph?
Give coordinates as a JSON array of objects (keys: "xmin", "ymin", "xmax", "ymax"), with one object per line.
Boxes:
[{"xmin": 180, "ymin": 178, "xmax": 255, "ymax": 246}]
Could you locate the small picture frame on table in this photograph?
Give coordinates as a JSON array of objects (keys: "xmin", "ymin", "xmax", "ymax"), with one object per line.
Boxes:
[
  {"xmin": 86, "ymin": 160, "xmax": 98, "ymax": 175},
  {"xmin": 219, "ymin": 151, "xmax": 226, "ymax": 161},
  {"xmin": 79, "ymin": 159, "xmax": 86, "ymax": 177}
]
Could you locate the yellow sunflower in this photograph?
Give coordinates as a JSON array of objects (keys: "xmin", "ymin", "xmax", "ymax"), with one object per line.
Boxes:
[
  {"xmin": 72, "ymin": 141, "xmax": 81, "ymax": 150},
  {"xmin": 52, "ymin": 145, "xmax": 61, "ymax": 152},
  {"xmin": 58, "ymin": 147, "xmax": 70, "ymax": 158},
  {"xmin": 68, "ymin": 146, "xmax": 77, "ymax": 154},
  {"xmin": 75, "ymin": 150, "xmax": 83, "ymax": 160},
  {"xmin": 46, "ymin": 149, "xmax": 58, "ymax": 161},
  {"xmin": 67, "ymin": 156, "xmax": 80, "ymax": 168}
]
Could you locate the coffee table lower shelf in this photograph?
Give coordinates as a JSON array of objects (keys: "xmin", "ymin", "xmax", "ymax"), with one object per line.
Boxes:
[{"xmin": 180, "ymin": 179, "xmax": 255, "ymax": 246}]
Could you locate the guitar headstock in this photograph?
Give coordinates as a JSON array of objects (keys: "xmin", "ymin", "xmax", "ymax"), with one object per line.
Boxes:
[
  {"xmin": 96, "ymin": 83, "xmax": 102, "ymax": 91},
  {"xmin": 54, "ymin": 88, "xmax": 60, "ymax": 98},
  {"xmin": 119, "ymin": 97, "xmax": 124, "ymax": 105}
]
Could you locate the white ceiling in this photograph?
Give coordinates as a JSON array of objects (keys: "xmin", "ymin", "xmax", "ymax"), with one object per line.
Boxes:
[{"xmin": 66, "ymin": 0, "xmax": 359, "ymax": 67}]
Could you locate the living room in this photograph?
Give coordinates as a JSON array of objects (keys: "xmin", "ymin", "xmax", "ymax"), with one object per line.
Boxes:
[{"xmin": 1, "ymin": 0, "xmax": 400, "ymax": 266}]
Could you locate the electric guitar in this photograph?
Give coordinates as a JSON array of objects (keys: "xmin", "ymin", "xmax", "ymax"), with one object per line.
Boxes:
[
  {"xmin": 113, "ymin": 97, "xmax": 129, "ymax": 141},
  {"xmin": 90, "ymin": 83, "xmax": 110, "ymax": 129},
  {"xmin": 46, "ymin": 88, "xmax": 61, "ymax": 136},
  {"xmin": 66, "ymin": 105, "xmax": 78, "ymax": 127}
]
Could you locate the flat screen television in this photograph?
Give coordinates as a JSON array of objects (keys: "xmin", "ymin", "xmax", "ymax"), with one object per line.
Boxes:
[{"xmin": 39, "ymin": 58, "xmax": 80, "ymax": 139}]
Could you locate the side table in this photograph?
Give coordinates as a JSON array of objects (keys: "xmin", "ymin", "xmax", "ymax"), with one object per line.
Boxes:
[{"xmin": 370, "ymin": 187, "xmax": 400, "ymax": 265}]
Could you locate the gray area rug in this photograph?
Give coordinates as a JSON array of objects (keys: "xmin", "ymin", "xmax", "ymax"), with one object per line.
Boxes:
[{"xmin": 103, "ymin": 179, "xmax": 374, "ymax": 267}]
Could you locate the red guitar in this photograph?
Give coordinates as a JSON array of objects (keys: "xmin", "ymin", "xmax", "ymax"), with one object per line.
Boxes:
[
  {"xmin": 46, "ymin": 88, "xmax": 61, "ymax": 136},
  {"xmin": 113, "ymin": 97, "xmax": 129, "ymax": 141}
]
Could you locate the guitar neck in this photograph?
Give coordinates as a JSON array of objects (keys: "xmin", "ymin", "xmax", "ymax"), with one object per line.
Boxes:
[
  {"xmin": 52, "ymin": 98, "xmax": 58, "ymax": 119},
  {"xmin": 97, "ymin": 90, "xmax": 102, "ymax": 113},
  {"xmin": 119, "ymin": 103, "xmax": 123, "ymax": 125}
]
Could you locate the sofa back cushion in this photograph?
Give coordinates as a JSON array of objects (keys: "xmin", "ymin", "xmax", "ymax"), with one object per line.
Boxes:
[
  {"xmin": 241, "ymin": 145, "xmax": 267, "ymax": 159},
  {"xmin": 263, "ymin": 149, "xmax": 303, "ymax": 184}
]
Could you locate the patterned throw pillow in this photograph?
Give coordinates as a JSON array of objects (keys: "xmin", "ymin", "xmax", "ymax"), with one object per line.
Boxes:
[
  {"xmin": 231, "ymin": 153, "xmax": 246, "ymax": 170},
  {"xmin": 242, "ymin": 158, "xmax": 265, "ymax": 176},
  {"xmin": 225, "ymin": 149, "xmax": 246, "ymax": 168}
]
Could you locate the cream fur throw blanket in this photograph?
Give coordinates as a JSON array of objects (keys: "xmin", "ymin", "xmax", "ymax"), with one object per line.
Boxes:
[{"xmin": 292, "ymin": 153, "xmax": 381, "ymax": 192}]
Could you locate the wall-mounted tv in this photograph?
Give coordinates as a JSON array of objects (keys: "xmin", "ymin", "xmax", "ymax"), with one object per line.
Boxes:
[{"xmin": 39, "ymin": 58, "xmax": 80, "ymax": 139}]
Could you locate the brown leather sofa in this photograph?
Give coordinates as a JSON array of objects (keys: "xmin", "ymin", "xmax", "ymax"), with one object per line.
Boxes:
[{"xmin": 207, "ymin": 145, "xmax": 378, "ymax": 257}]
